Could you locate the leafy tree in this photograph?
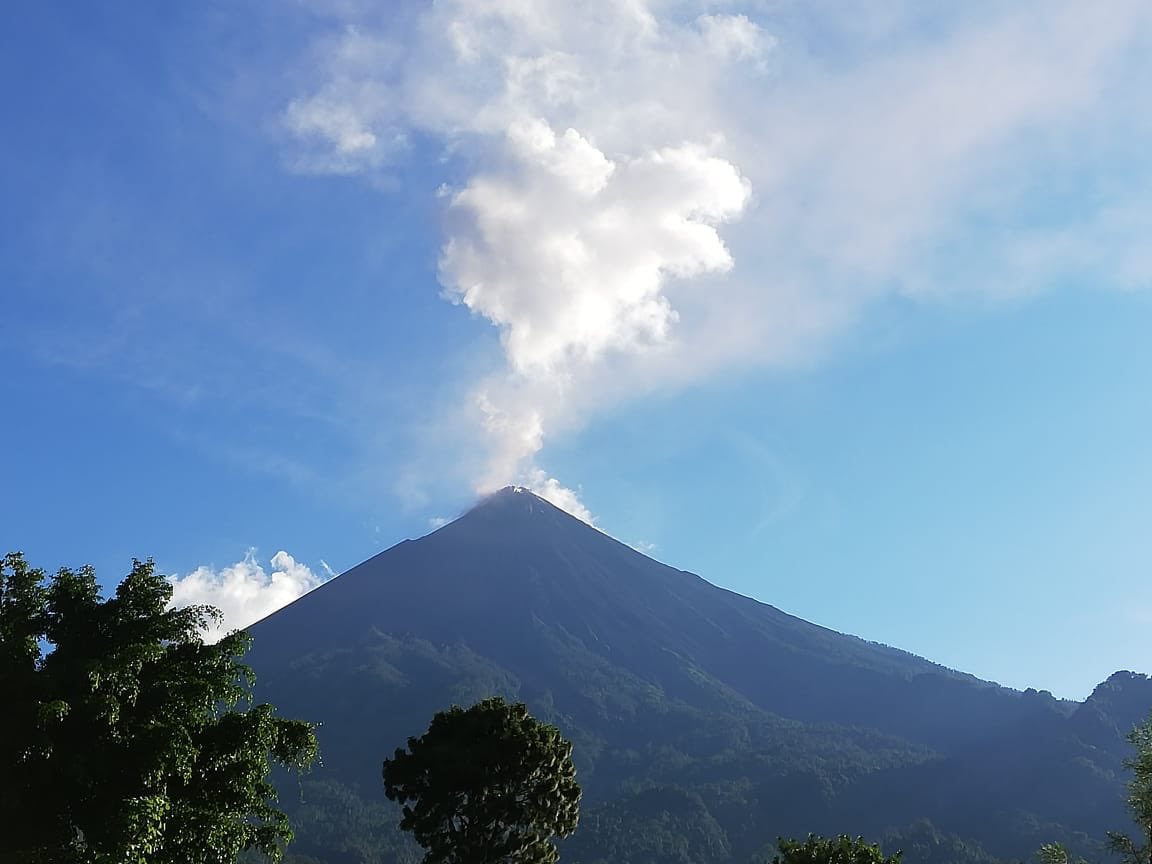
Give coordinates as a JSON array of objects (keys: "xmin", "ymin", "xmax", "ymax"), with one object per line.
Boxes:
[
  {"xmin": 0, "ymin": 552, "xmax": 318, "ymax": 864},
  {"xmin": 382, "ymin": 696, "xmax": 580, "ymax": 864},
  {"xmin": 1108, "ymin": 713, "xmax": 1152, "ymax": 864},
  {"xmin": 1037, "ymin": 842, "xmax": 1090, "ymax": 864},
  {"xmin": 771, "ymin": 834, "xmax": 902, "ymax": 864}
]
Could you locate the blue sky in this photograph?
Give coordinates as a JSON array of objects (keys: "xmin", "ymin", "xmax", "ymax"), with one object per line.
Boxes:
[{"xmin": 3, "ymin": 0, "xmax": 1151, "ymax": 698}]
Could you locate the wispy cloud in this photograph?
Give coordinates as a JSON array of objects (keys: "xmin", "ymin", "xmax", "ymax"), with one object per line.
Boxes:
[
  {"xmin": 282, "ymin": 0, "xmax": 1152, "ymax": 516},
  {"xmin": 168, "ymin": 550, "xmax": 328, "ymax": 643}
]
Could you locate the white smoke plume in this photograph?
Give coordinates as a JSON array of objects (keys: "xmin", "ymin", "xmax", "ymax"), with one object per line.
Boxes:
[
  {"xmin": 284, "ymin": 0, "xmax": 1152, "ymax": 518},
  {"xmin": 168, "ymin": 550, "xmax": 328, "ymax": 643}
]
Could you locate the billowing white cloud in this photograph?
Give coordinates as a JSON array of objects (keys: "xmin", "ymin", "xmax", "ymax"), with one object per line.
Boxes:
[
  {"xmin": 282, "ymin": 0, "xmax": 1152, "ymax": 517},
  {"xmin": 521, "ymin": 469, "xmax": 596, "ymax": 525},
  {"xmin": 168, "ymin": 550, "xmax": 328, "ymax": 643},
  {"xmin": 443, "ymin": 123, "xmax": 749, "ymax": 377},
  {"xmin": 441, "ymin": 121, "xmax": 750, "ymax": 508}
]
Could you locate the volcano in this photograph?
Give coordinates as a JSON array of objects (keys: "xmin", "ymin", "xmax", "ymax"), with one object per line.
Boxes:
[{"xmin": 245, "ymin": 488, "xmax": 1150, "ymax": 864}]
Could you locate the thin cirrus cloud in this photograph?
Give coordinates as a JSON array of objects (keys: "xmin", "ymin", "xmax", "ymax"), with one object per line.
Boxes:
[
  {"xmin": 282, "ymin": 0, "xmax": 1152, "ymax": 518},
  {"xmin": 167, "ymin": 550, "xmax": 328, "ymax": 643}
]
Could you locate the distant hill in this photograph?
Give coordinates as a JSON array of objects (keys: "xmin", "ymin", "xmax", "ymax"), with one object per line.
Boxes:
[{"xmin": 245, "ymin": 488, "xmax": 1152, "ymax": 864}]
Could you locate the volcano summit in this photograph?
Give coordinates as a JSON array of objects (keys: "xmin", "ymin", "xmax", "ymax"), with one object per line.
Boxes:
[{"xmin": 245, "ymin": 488, "xmax": 1150, "ymax": 864}]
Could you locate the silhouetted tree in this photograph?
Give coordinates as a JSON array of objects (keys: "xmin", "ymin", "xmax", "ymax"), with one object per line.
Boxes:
[
  {"xmin": 382, "ymin": 696, "xmax": 580, "ymax": 864},
  {"xmin": 772, "ymin": 834, "xmax": 902, "ymax": 864},
  {"xmin": 0, "ymin": 552, "xmax": 318, "ymax": 864},
  {"xmin": 1036, "ymin": 842, "xmax": 1089, "ymax": 864}
]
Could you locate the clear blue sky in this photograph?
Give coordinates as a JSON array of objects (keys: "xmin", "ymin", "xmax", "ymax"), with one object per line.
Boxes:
[{"xmin": 3, "ymin": 1, "xmax": 1150, "ymax": 699}]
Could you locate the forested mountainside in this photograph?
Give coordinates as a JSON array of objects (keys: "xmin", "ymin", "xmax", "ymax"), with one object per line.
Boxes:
[{"xmin": 245, "ymin": 488, "xmax": 1152, "ymax": 864}]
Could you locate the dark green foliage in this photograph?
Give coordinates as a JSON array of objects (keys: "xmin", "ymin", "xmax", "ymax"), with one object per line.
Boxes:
[
  {"xmin": 1107, "ymin": 713, "xmax": 1152, "ymax": 864},
  {"xmin": 0, "ymin": 552, "xmax": 318, "ymax": 864},
  {"xmin": 770, "ymin": 834, "xmax": 902, "ymax": 864},
  {"xmin": 1035, "ymin": 842, "xmax": 1089, "ymax": 864},
  {"xmin": 383, "ymin": 697, "xmax": 580, "ymax": 864}
]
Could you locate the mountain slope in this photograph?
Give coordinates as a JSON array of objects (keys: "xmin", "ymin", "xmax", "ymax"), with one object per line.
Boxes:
[
  {"xmin": 252, "ymin": 488, "xmax": 1001, "ymax": 743},
  {"xmin": 245, "ymin": 488, "xmax": 1148, "ymax": 864}
]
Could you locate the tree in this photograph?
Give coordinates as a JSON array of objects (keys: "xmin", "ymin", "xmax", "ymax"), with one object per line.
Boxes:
[
  {"xmin": 1108, "ymin": 713, "xmax": 1152, "ymax": 864},
  {"xmin": 1036, "ymin": 842, "xmax": 1090, "ymax": 864},
  {"xmin": 382, "ymin": 696, "xmax": 580, "ymax": 864},
  {"xmin": 0, "ymin": 552, "xmax": 318, "ymax": 864},
  {"xmin": 771, "ymin": 834, "xmax": 903, "ymax": 864}
]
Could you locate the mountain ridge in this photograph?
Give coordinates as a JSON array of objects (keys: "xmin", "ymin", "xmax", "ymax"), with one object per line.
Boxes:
[
  {"xmin": 244, "ymin": 486, "xmax": 1149, "ymax": 864},
  {"xmin": 256, "ymin": 487, "xmax": 979, "ymax": 684}
]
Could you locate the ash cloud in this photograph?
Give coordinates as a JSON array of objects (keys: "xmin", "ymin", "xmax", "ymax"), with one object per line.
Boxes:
[{"xmin": 283, "ymin": 0, "xmax": 1152, "ymax": 518}]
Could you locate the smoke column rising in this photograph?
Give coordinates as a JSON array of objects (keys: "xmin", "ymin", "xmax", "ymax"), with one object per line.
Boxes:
[
  {"xmin": 284, "ymin": 0, "xmax": 1152, "ymax": 517},
  {"xmin": 285, "ymin": 1, "xmax": 765, "ymax": 516}
]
